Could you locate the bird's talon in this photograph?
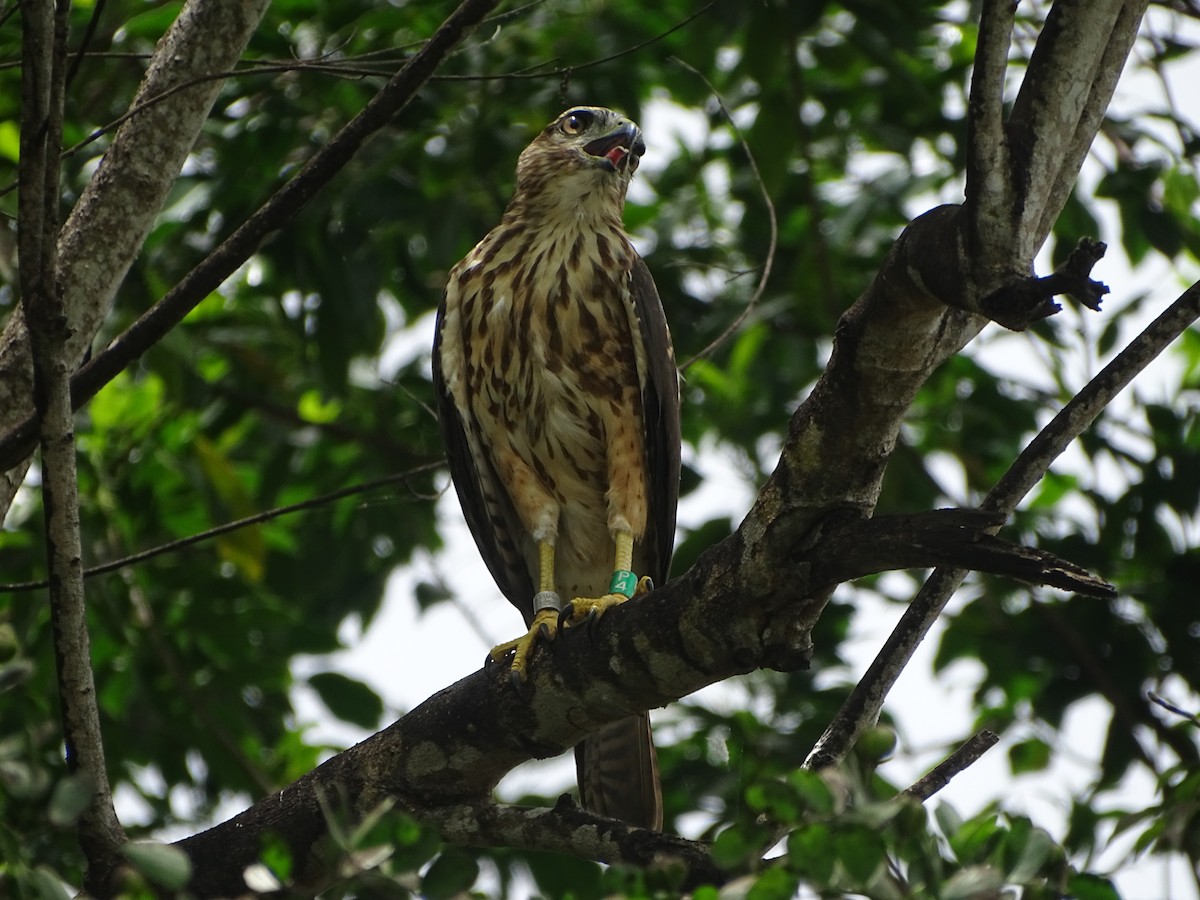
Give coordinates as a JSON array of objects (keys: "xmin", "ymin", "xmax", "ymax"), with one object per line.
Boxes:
[{"xmin": 634, "ymin": 575, "xmax": 654, "ymax": 598}]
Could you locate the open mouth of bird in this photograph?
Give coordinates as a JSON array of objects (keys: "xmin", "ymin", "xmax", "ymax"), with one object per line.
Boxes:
[{"xmin": 585, "ymin": 128, "xmax": 645, "ymax": 171}]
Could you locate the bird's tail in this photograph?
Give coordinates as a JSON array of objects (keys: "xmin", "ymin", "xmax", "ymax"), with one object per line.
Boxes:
[{"xmin": 574, "ymin": 713, "xmax": 662, "ymax": 830}]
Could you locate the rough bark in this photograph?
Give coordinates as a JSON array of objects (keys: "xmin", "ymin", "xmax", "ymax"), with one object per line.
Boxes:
[
  {"xmin": 0, "ymin": 0, "xmax": 271, "ymax": 488},
  {"xmin": 18, "ymin": 0, "xmax": 126, "ymax": 885}
]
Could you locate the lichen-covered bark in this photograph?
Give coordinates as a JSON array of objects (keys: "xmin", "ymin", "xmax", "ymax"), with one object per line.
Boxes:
[{"xmin": 0, "ymin": 0, "xmax": 271, "ymax": 477}]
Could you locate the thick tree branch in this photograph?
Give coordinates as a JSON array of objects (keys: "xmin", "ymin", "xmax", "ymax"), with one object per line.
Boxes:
[
  {"xmin": 798, "ymin": 3, "xmax": 1152, "ymax": 772},
  {"xmin": 964, "ymin": 0, "xmax": 1015, "ymax": 267},
  {"xmin": 960, "ymin": 0, "xmax": 1147, "ymax": 323},
  {"xmin": 1008, "ymin": 0, "xmax": 1148, "ymax": 256},
  {"xmin": 806, "ymin": 278, "xmax": 1200, "ymax": 772},
  {"xmin": 166, "ymin": 511, "xmax": 1105, "ymax": 897},
  {"xmin": 0, "ymin": 0, "xmax": 272, "ymax": 468},
  {"xmin": 430, "ymin": 798, "xmax": 725, "ymax": 891},
  {"xmin": 0, "ymin": 0, "xmax": 503, "ymax": 474},
  {"xmin": 18, "ymin": 0, "xmax": 125, "ymax": 881}
]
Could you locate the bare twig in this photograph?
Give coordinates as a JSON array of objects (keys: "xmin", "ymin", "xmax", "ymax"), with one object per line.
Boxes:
[
  {"xmin": 1149, "ymin": 692, "xmax": 1200, "ymax": 728},
  {"xmin": 0, "ymin": 0, "xmax": 503, "ymax": 472},
  {"xmin": 65, "ymin": 0, "xmax": 105, "ymax": 87},
  {"xmin": 0, "ymin": 464, "xmax": 441, "ymax": 593},
  {"xmin": 805, "ymin": 278, "xmax": 1200, "ymax": 773},
  {"xmin": 903, "ymin": 731, "xmax": 999, "ymax": 802},
  {"xmin": 672, "ymin": 57, "xmax": 778, "ymax": 372},
  {"xmin": 18, "ymin": 0, "xmax": 126, "ymax": 876}
]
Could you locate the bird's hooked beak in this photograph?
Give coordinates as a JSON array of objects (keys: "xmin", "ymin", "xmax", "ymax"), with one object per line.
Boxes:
[{"xmin": 584, "ymin": 123, "xmax": 645, "ymax": 173}]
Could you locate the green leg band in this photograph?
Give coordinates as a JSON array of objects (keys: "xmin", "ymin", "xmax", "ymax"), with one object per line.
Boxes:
[{"xmin": 609, "ymin": 569, "xmax": 637, "ymax": 598}]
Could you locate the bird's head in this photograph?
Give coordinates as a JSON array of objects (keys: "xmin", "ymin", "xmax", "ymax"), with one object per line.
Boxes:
[{"xmin": 512, "ymin": 107, "xmax": 646, "ymax": 213}]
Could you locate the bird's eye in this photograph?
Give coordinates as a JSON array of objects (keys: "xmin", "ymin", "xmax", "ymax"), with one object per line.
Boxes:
[{"xmin": 560, "ymin": 111, "xmax": 590, "ymax": 135}]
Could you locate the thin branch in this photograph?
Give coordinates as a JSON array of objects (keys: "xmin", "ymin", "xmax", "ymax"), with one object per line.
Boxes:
[
  {"xmin": 672, "ymin": 57, "xmax": 778, "ymax": 373},
  {"xmin": 18, "ymin": 0, "xmax": 126, "ymax": 875},
  {"xmin": 0, "ymin": 0, "xmax": 504, "ymax": 473},
  {"xmin": 902, "ymin": 731, "xmax": 999, "ymax": 802},
  {"xmin": 0, "ymin": 465, "xmax": 442, "ymax": 593},
  {"xmin": 805, "ymin": 278, "xmax": 1200, "ymax": 773},
  {"xmin": 65, "ymin": 0, "xmax": 105, "ymax": 87},
  {"xmin": 1148, "ymin": 692, "xmax": 1200, "ymax": 728}
]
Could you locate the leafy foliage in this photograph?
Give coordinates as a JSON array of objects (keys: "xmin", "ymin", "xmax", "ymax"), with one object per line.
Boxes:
[{"xmin": 2, "ymin": 0, "xmax": 1200, "ymax": 896}]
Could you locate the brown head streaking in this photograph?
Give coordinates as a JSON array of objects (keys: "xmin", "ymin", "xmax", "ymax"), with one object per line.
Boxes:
[{"xmin": 432, "ymin": 106, "xmax": 680, "ymax": 830}]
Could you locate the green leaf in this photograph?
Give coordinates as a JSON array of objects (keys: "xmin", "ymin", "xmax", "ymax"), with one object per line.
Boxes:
[
  {"xmin": 420, "ymin": 848, "xmax": 479, "ymax": 899},
  {"xmin": 258, "ymin": 832, "xmax": 294, "ymax": 881},
  {"xmin": 48, "ymin": 772, "xmax": 95, "ymax": 828},
  {"xmin": 122, "ymin": 842, "xmax": 193, "ymax": 890},
  {"xmin": 307, "ymin": 671, "xmax": 384, "ymax": 730},
  {"xmin": 26, "ymin": 866, "xmax": 73, "ymax": 900},
  {"xmin": 947, "ymin": 812, "xmax": 1002, "ymax": 863},
  {"xmin": 941, "ymin": 865, "xmax": 1004, "ymax": 900},
  {"xmin": 0, "ymin": 120, "xmax": 19, "ymax": 163},
  {"xmin": 745, "ymin": 779, "xmax": 801, "ymax": 824},
  {"xmin": 1006, "ymin": 823, "xmax": 1058, "ymax": 883},
  {"xmin": 1008, "ymin": 737, "xmax": 1052, "ymax": 774},
  {"xmin": 787, "ymin": 824, "xmax": 835, "ymax": 885},
  {"xmin": 935, "ymin": 802, "xmax": 965, "ymax": 841},
  {"xmin": 787, "ymin": 769, "xmax": 835, "ymax": 815},
  {"xmin": 832, "ymin": 825, "xmax": 886, "ymax": 885},
  {"xmin": 746, "ymin": 866, "xmax": 800, "ymax": 900},
  {"xmin": 1067, "ymin": 873, "xmax": 1122, "ymax": 900},
  {"xmin": 712, "ymin": 826, "xmax": 754, "ymax": 870}
]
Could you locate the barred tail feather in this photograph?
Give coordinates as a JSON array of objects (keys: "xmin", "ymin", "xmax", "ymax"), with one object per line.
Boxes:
[{"xmin": 574, "ymin": 713, "xmax": 662, "ymax": 830}]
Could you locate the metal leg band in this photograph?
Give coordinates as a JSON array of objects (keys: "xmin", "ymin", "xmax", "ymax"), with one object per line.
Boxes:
[{"xmin": 533, "ymin": 590, "xmax": 563, "ymax": 613}]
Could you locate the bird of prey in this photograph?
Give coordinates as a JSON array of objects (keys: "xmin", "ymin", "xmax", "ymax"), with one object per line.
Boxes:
[{"xmin": 432, "ymin": 106, "xmax": 680, "ymax": 830}]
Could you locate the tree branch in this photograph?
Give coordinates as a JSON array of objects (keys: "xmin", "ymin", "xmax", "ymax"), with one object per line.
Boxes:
[
  {"xmin": 0, "ymin": 0, "xmax": 273, "ymax": 467},
  {"xmin": 964, "ymin": 0, "xmax": 1015, "ymax": 268},
  {"xmin": 0, "ymin": 464, "xmax": 441, "ymax": 592},
  {"xmin": 902, "ymin": 731, "xmax": 1000, "ymax": 802},
  {"xmin": 163, "ymin": 510, "xmax": 1106, "ymax": 896},
  {"xmin": 1008, "ymin": 0, "xmax": 1149, "ymax": 255},
  {"xmin": 806, "ymin": 277, "xmax": 1200, "ymax": 772},
  {"xmin": 18, "ymin": 0, "xmax": 125, "ymax": 882},
  {"xmin": 0, "ymin": 0, "xmax": 504, "ymax": 475},
  {"xmin": 431, "ymin": 798, "xmax": 725, "ymax": 891}
]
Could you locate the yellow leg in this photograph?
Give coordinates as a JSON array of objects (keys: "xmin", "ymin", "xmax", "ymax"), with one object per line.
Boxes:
[
  {"xmin": 613, "ymin": 531, "xmax": 633, "ymax": 574},
  {"xmin": 538, "ymin": 539, "xmax": 555, "ymax": 593},
  {"xmin": 563, "ymin": 529, "xmax": 643, "ymax": 625},
  {"xmin": 489, "ymin": 539, "xmax": 562, "ymax": 686}
]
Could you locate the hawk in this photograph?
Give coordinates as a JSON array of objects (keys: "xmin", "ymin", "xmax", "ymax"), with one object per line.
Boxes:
[{"xmin": 432, "ymin": 106, "xmax": 680, "ymax": 830}]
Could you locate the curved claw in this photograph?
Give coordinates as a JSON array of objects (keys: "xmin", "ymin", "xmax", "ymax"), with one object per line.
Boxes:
[
  {"xmin": 562, "ymin": 592, "xmax": 628, "ymax": 628},
  {"xmin": 490, "ymin": 607, "xmax": 560, "ymax": 687}
]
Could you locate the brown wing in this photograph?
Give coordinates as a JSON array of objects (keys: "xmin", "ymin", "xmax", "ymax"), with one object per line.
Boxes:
[
  {"xmin": 432, "ymin": 295, "xmax": 537, "ymax": 624},
  {"xmin": 630, "ymin": 254, "xmax": 681, "ymax": 586}
]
